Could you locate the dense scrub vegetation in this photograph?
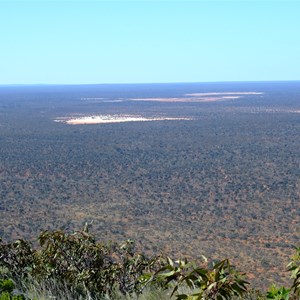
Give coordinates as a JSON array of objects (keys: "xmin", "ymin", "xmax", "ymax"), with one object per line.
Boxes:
[
  {"xmin": 0, "ymin": 82, "xmax": 299, "ymax": 288},
  {"xmin": 0, "ymin": 227, "xmax": 300, "ymax": 300}
]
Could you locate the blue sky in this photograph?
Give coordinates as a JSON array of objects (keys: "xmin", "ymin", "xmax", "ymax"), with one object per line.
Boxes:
[{"xmin": 0, "ymin": 0, "xmax": 299, "ymax": 84}]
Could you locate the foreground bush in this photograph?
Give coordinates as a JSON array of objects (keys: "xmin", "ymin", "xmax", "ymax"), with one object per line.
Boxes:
[
  {"xmin": 0, "ymin": 227, "xmax": 300, "ymax": 299},
  {"xmin": 0, "ymin": 226, "xmax": 160, "ymax": 299},
  {"xmin": 152, "ymin": 257, "xmax": 249, "ymax": 299}
]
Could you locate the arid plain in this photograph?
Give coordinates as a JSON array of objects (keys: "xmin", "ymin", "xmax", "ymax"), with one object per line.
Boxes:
[{"xmin": 0, "ymin": 82, "xmax": 299, "ymax": 288}]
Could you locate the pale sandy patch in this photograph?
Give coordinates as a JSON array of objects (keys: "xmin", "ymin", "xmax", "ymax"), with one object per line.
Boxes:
[
  {"xmin": 130, "ymin": 97, "xmax": 223, "ymax": 103},
  {"xmin": 54, "ymin": 115, "xmax": 193, "ymax": 125},
  {"xmin": 131, "ymin": 92, "xmax": 263, "ymax": 103},
  {"xmin": 219, "ymin": 96, "xmax": 242, "ymax": 99},
  {"xmin": 185, "ymin": 92, "xmax": 264, "ymax": 96}
]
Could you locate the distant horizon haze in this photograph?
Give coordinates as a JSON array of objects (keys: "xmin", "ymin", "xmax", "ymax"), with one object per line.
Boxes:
[{"xmin": 1, "ymin": 79, "xmax": 300, "ymax": 87}]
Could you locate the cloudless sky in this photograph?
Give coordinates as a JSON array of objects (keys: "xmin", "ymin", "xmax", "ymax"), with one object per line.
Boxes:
[{"xmin": 0, "ymin": 0, "xmax": 299, "ymax": 84}]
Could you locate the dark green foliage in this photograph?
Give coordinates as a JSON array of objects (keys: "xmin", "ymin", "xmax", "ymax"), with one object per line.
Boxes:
[
  {"xmin": 0, "ymin": 279, "xmax": 14, "ymax": 294},
  {"xmin": 0, "ymin": 278, "xmax": 26, "ymax": 300}
]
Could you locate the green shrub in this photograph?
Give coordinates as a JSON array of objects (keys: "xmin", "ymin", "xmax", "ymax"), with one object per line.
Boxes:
[
  {"xmin": 0, "ymin": 279, "xmax": 14, "ymax": 294},
  {"xmin": 151, "ymin": 256, "xmax": 249, "ymax": 299},
  {"xmin": 0, "ymin": 226, "xmax": 161, "ymax": 299},
  {"xmin": 0, "ymin": 278, "xmax": 26, "ymax": 300},
  {"xmin": 287, "ymin": 247, "xmax": 300, "ymax": 298},
  {"xmin": 266, "ymin": 285, "xmax": 291, "ymax": 300}
]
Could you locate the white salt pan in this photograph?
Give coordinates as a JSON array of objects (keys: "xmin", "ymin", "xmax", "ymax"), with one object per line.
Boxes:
[{"xmin": 54, "ymin": 115, "xmax": 193, "ymax": 125}]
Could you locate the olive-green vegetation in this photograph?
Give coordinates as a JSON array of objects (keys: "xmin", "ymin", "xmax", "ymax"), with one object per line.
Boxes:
[
  {"xmin": 0, "ymin": 82, "xmax": 299, "ymax": 289},
  {"xmin": 0, "ymin": 227, "xmax": 300, "ymax": 300}
]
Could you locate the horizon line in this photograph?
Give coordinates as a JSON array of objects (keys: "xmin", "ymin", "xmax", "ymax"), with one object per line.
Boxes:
[{"xmin": 1, "ymin": 79, "xmax": 300, "ymax": 87}]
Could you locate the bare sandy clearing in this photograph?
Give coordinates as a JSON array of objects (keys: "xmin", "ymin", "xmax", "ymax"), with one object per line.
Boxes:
[
  {"xmin": 131, "ymin": 92, "xmax": 263, "ymax": 103},
  {"xmin": 185, "ymin": 92, "xmax": 264, "ymax": 96},
  {"xmin": 130, "ymin": 97, "xmax": 223, "ymax": 103},
  {"xmin": 54, "ymin": 115, "xmax": 193, "ymax": 125},
  {"xmin": 78, "ymin": 92, "xmax": 264, "ymax": 104},
  {"xmin": 221, "ymin": 96, "xmax": 241, "ymax": 99}
]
